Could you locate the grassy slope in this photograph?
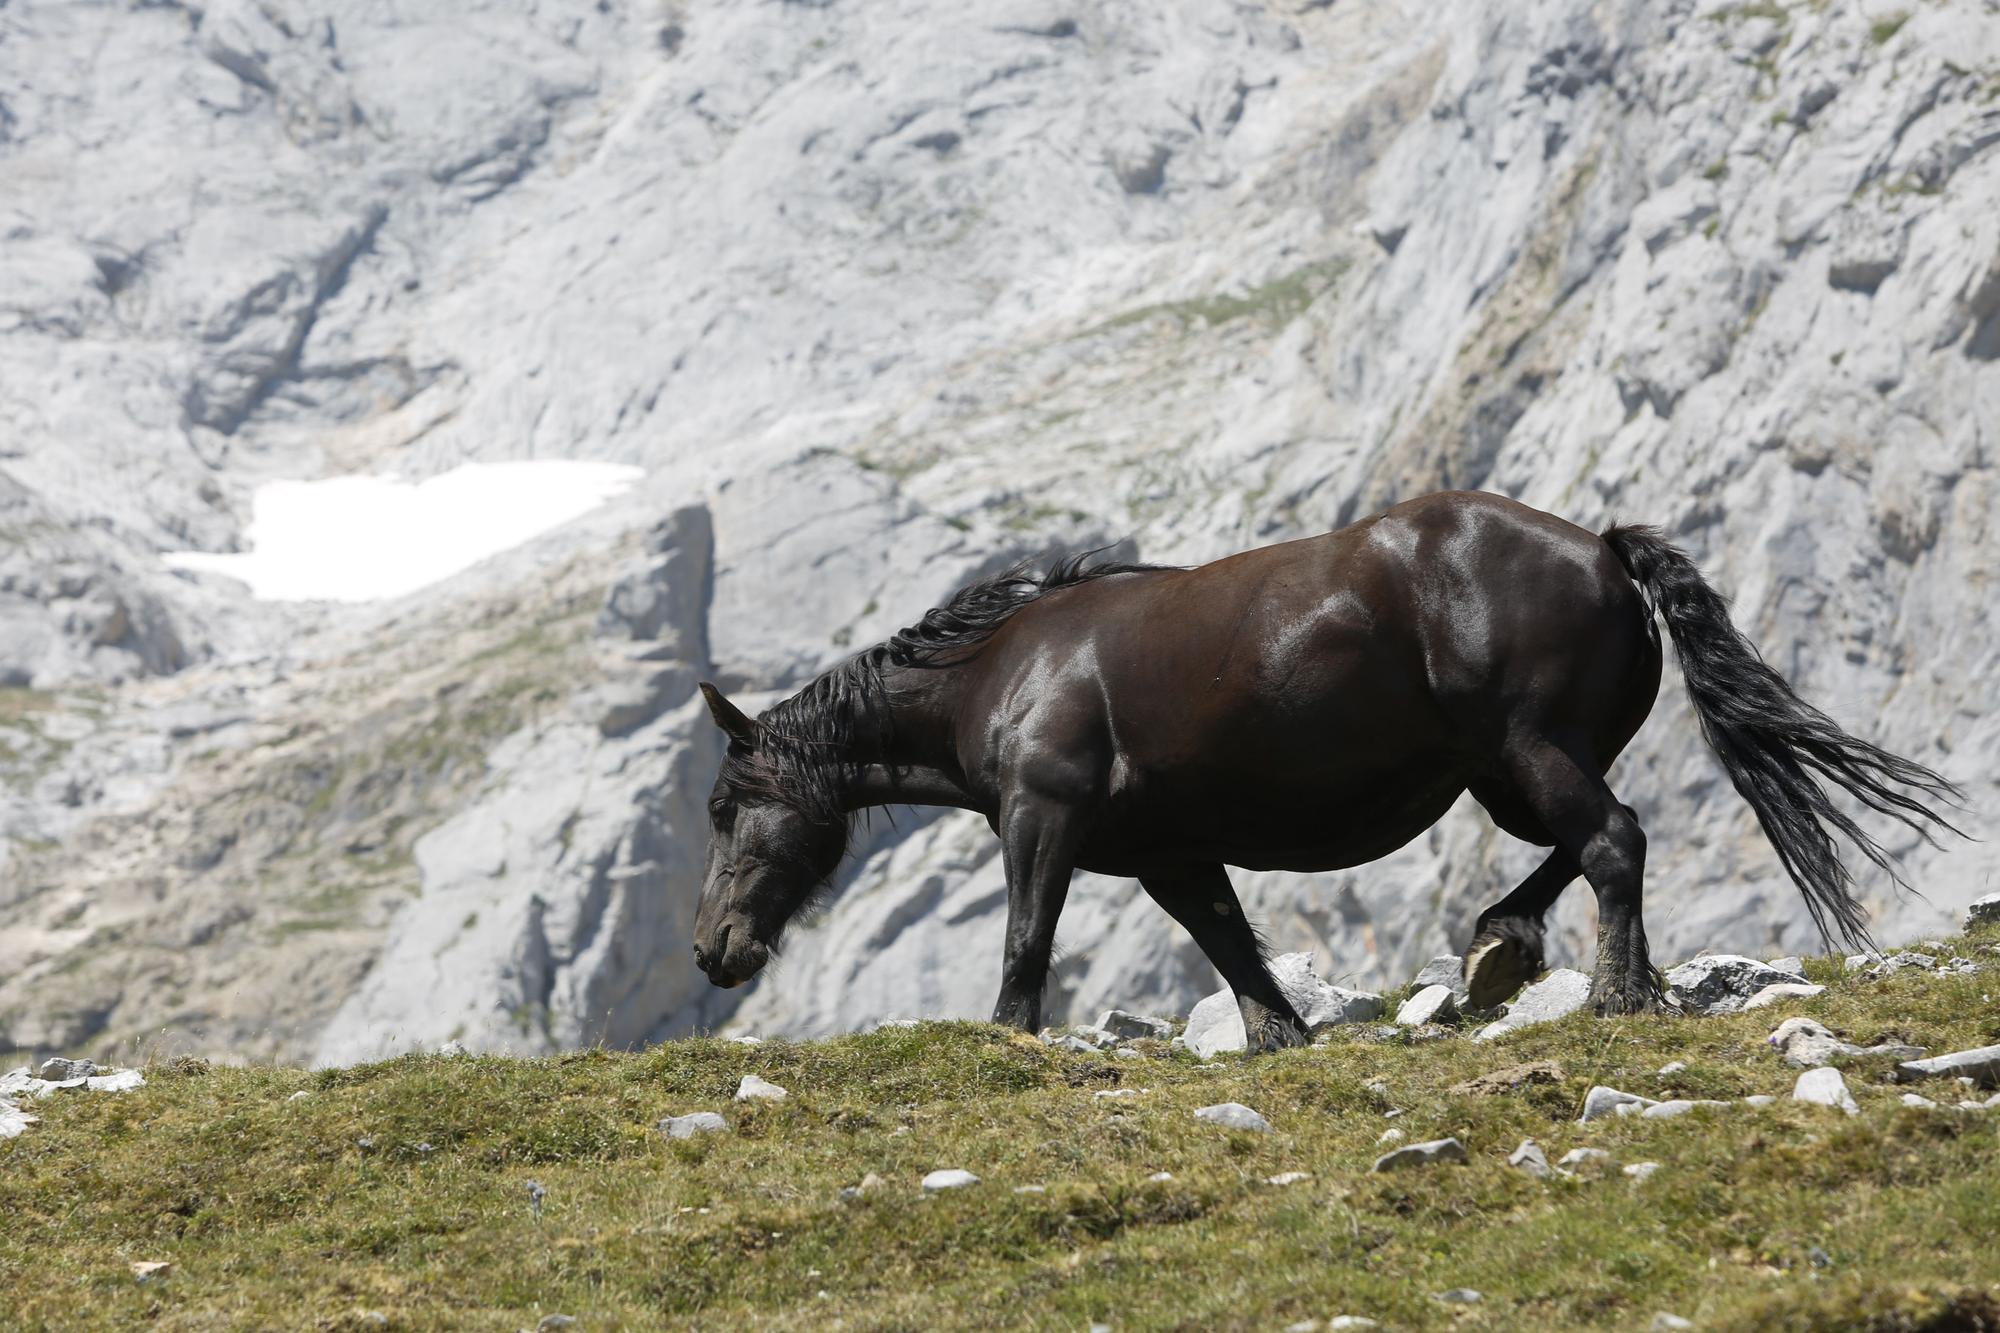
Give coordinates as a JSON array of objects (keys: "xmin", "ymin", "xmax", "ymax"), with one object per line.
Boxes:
[{"xmin": 5, "ymin": 932, "xmax": 2000, "ymax": 1332}]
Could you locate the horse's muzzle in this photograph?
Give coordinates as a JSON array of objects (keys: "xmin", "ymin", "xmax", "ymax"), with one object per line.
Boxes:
[{"xmin": 693, "ymin": 916, "xmax": 769, "ymax": 988}]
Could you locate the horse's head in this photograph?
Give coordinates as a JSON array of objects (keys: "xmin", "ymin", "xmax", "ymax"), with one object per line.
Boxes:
[{"xmin": 691, "ymin": 682, "xmax": 848, "ymax": 988}]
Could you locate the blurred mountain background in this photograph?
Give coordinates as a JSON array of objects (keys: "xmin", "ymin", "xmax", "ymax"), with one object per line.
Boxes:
[{"xmin": 1, "ymin": 0, "xmax": 1996, "ymax": 1064}]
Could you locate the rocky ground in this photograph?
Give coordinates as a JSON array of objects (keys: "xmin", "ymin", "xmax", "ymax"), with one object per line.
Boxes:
[
  {"xmin": 6, "ymin": 919, "xmax": 2000, "ymax": 1329},
  {"xmin": 3, "ymin": 0, "xmax": 1999, "ymax": 1065}
]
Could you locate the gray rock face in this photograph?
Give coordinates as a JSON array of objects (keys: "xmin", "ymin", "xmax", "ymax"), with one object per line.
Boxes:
[
  {"xmin": 3, "ymin": 0, "xmax": 1997, "ymax": 1063},
  {"xmin": 1665, "ymin": 956, "xmax": 1803, "ymax": 1014},
  {"xmin": 1474, "ymin": 969, "xmax": 1593, "ymax": 1042},
  {"xmin": 1371, "ymin": 1138, "xmax": 1468, "ymax": 1172}
]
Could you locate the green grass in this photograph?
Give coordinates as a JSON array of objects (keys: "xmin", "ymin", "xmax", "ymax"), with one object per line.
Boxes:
[
  {"xmin": 1088, "ymin": 258, "xmax": 1352, "ymax": 339},
  {"xmin": 1870, "ymin": 11, "xmax": 1911, "ymax": 44},
  {"xmin": 6, "ymin": 932, "xmax": 2000, "ymax": 1330}
]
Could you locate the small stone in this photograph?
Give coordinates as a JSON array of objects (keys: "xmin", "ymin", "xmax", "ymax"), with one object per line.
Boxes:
[
  {"xmin": 1965, "ymin": 893, "xmax": 2000, "ymax": 929},
  {"xmin": 1508, "ymin": 1139, "xmax": 1550, "ymax": 1178},
  {"xmin": 726, "ymin": 1035, "xmax": 764, "ymax": 1046},
  {"xmin": 1641, "ymin": 1099, "xmax": 1729, "ymax": 1120},
  {"xmin": 1743, "ymin": 1095, "xmax": 1777, "ymax": 1107},
  {"xmin": 1371, "ymin": 1137, "xmax": 1468, "ymax": 1172},
  {"xmin": 537, "ymin": 1317, "xmax": 577, "ymax": 1331},
  {"xmin": 1394, "ymin": 984, "xmax": 1458, "ymax": 1027},
  {"xmin": 1557, "ymin": 1147, "xmax": 1615, "ymax": 1174},
  {"xmin": 1178, "ymin": 952, "xmax": 1384, "ymax": 1057},
  {"xmin": 1652, "ymin": 1316, "xmax": 1694, "ymax": 1331},
  {"xmin": 1472, "ymin": 968, "xmax": 1592, "ymax": 1041},
  {"xmin": 1412, "ymin": 954, "xmax": 1468, "ymax": 994},
  {"xmin": 1146, "ymin": 1171, "xmax": 1173, "ymax": 1182},
  {"xmin": 1845, "ymin": 954, "xmax": 1878, "ymax": 972},
  {"xmin": 1793, "ymin": 1067, "xmax": 1859, "ymax": 1115},
  {"xmin": 1329, "ymin": 1320, "xmax": 1381, "ymax": 1331},
  {"xmin": 130, "ymin": 1261, "xmax": 171, "ymax": 1282},
  {"xmin": 288, "ymin": 1090, "xmax": 311, "ymax": 1101},
  {"xmin": 1378, "ymin": 1128, "xmax": 1405, "ymax": 1144},
  {"xmin": 1113, "ymin": 1047, "xmax": 1143, "ymax": 1059},
  {"xmin": 1436, "ymin": 1289, "xmax": 1482, "ymax": 1304},
  {"xmin": 921, "ymin": 1169, "xmax": 980, "ymax": 1192},
  {"xmin": 734, "ymin": 1074, "xmax": 788, "ymax": 1103},
  {"xmin": 1049, "ymin": 1035, "xmax": 1099, "ymax": 1055},
  {"xmin": 85, "ymin": 1069, "xmax": 145, "ymax": 1093},
  {"xmin": 1364, "ymin": 1079, "xmax": 1390, "ymax": 1096},
  {"xmin": 1870, "ymin": 951, "xmax": 1938, "ymax": 976},
  {"xmin": 1093, "ymin": 1087, "xmax": 1143, "ymax": 1100},
  {"xmin": 1665, "ymin": 955, "xmax": 1802, "ymax": 1013},
  {"xmin": 1579, "ymin": 1086, "xmax": 1657, "ymax": 1122},
  {"xmin": 659, "ymin": 1111, "xmax": 729, "ymax": 1139},
  {"xmin": 1765, "ymin": 956, "xmax": 1807, "ymax": 978},
  {"xmin": 1194, "ymin": 1102, "xmax": 1272, "ymax": 1133},
  {"xmin": 437, "ymin": 1040, "xmax": 469, "ymax": 1057},
  {"xmin": 1266, "ymin": 1171, "xmax": 1312, "ymax": 1186},
  {"xmin": 1013, "ymin": 1183, "xmax": 1047, "ymax": 1194},
  {"xmin": 1901, "ymin": 1093, "xmax": 1939, "ymax": 1109},
  {"xmin": 1656, "ymin": 1061, "xmax": 1687, "ymax": 1076},
  {"xmin": 526, "ymin": 1180, "xmax": 546, "ymax": 1216},
  {"xmin": 1894, "ymin": 1044, "xmax": 2000, "ymax": 1089},
  {"xmin": 858, "ymin": 1173, "xmax": 885, "ymax": 1193},
  {"xmin": 1741, "ymin": 982, "xmax": 1827, "ymax": 1010},
  {"xmin": 1623, "ymin": 1161, "xmax": 1661, "ymax": 1181},
  {"xmin": 0, "ymin": 1102, "xmax": 39, "ymax": 1139},
  {"xmin": 1957, "ymin": 1100, "xmax": 1990, "ymax": 1112},
  {"xmin": 1096, "ymin": 1010, "xmax": 1175, "ymax": 1041},
  {"xmin": 38, "ymin": 1058, "xmax": 100, "ymax": 1081}
]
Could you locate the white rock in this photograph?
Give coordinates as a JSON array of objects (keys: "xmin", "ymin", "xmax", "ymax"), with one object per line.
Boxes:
[
  {"xmin": 659, "ymin": 1112, "xmax": 728, "ymax": 1139},
  {"xmin": 1579, "ymin": 1086, "xmax": 1657, "ymax": 1122},
  {"xmin": 0, "ymin": 1101, "xmax": 39, "ymax": 1139},
  {"xmin": 1741, "ymin": 982, "xmax": 1827, "ymax": 1011},
  {"xmin": 1743, "ymin": 1095, "xmax": 1777, "ymax": 1108},
  {"xmin": 1765, "ymin": 957, "xmax": 1808, "ymax": 979},
  {"xmin": 921, "ymin": 1169, "xmax": 980, "ymax": 1192},
  {"xmin": 436, "ymin": 1040, "xmax": 469, "ymax": 1057},
  {"xmin": 1652, "ymin": 1316, "xmax": 1694, "ymax": 1332},
  {"xmin": 1013, "ymin": 1184, "xmax": 1046, "ymax": 1194},
  {"xmin": 726, "ymin": 1036, "xmax": 764, "ymax": 1047},
  {"xmin": 1194, "ymin": 1102, "xmax": 1272, "ymax": 1133},
  {"xmin": 1436, "ymin": 1290, "xmax": 1482, "ymax": 1304},
  {"xmin": 1557, "ymin": 1147, "xmax": 1616, "ymax": 1175},
  {"xmin": 1329, "ymin": 1319, "xmax": 1381, "ymax": 1331},
  {"xmin": 734, "ymin": 1074, "xmax": 787, "ymax": 1103},
  {"xmin": 1894, "ymin": 1045, "xmax": 2000, "ymax": 1089},
  {"xmin": 1665, "ymin": 956, "xmax": 1802, "ymax": 1014},
  {"xmin": 1179, "ymin": 953, "xmax": 1383, "ymax": 1058},
  {"xmin": 1656, "ymin": 1061, "xmax": 1687, "ymax": 1076},
  {"xmin": 1093, "ymin": 1088, "xmax": 1144, "ymax": 1100},
  {"xmin": 1508, "ymin": 1139, "xmax": 1551, "ymax": 1178},
  {"xmin": 1967, "ymin": 895, "xmax": 2000, "ymax": 929},
  {"xmin": 1641, "ymin": 1099, "xmax": 1728, "ymax": 1119},
  {"xmin": 1378, "ymin": 1128, "xmax": 1405, "ymax": 1144},
  {"xmin": 1371, "ymin": 1138, "xmax": 1468, "ymax": 1172},
  {"xmin": 1395, "ymin": 984, "xmax": 1458, "ymax": 1027},
  {"xmin": 1473, "ymin": 969, "xmax": 1592, "ymax": 1042},
  {"xmin": 1095, "ymin": 1010, "xmax": 1174, "ymax": 1041},
  {"xmin": 1623, "ymin": 1162, "xmax": 1661, "ymax": 1181},
  {"xmin": 1792, "ymin": 1067, "xmax": 1860, "ymax": 1115},
  {"xmin": 1145, "ymin": 1172, "xmax": 1174, "ymax": 1183},
  {"xmin": 85, "ymin": 1069, "xmax": 145, "ymax": 1093},
  {"xmin": 1266, "ymin": 1171, "xmax": 1312, "ymax": 1186},
  {"xmin": 1900, "ymin": 1093, "xmax": 1939, "ymax": 1109}
]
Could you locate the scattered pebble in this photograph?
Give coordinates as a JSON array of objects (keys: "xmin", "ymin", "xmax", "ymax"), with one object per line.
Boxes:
[
  {"xmin": 1652, "ymin": 1315, "xmax": 1694, "ymax": 1331},
  {"xmin": 1508, "ymin": 1139, "xmax": 1550, "ymax": 1178},
  {"xmin": 537, "ymin": 1316, "xmax": 576, "ymax": 1331},
  {"xmin": 1623, "ymin": 1162, "xmax": 1661, "ymax": 1182},
  {"xmin": 1394, "ymin": 984, "xmax": 1458, "ymax": 1027},
  {"xmin": 1013, "ymin": 1183, "xmax": 1047, "ymax": 1194},
  {"xmin": 1473, "ymin": 968, "xmax": 1592, "ymax": 1041},
  {"xmin": 1901, "ymin": 1093, "xmax": 1940, "ymax": 1109},
  {"xmin": 659, "ymin": 1112, "xmax": 729, "ymax": 1139},
  {"xmin": 1093, "ymin": 1088, "xmax": 1143, "ymax": 1100},
  {"xmin": 437, "ymin": 1040, "xmax": 469, "ymax": 1057},
  {"xmin": 287, "ymin": 1090, "xmax": 311, "ymax": 1102},
  {"xmin": 1741, "ymin": 982, "xmax": 1827, "ymax": 1010},
  {"xmin": 1371, "ymin": 1137, "xmax": 1467, "ymax": 1172},
  {"xmin": 526, "ymin": 1180, "xmax": 546, "ymax": 1217},
  {"xmin": 1579, "ymin": 1086, "xmax": 1656, "ymax": 1122},
  {"xmin": 726, "ymin": 1035, "xmax": 764, "ymax": 1047},
  {"xmin": 1048, "ymin": 1035, "xmax": 1100, "ymax": 1055},
  {"xmin": 734, "ymin": 1074, "xmax": 788, "ymax": 1103},
  {"xmin": 1378, "ymin": 1128, "xmax": 1405, "ymax": 1145},
  {"xmin": 1437, "ymin": 1289, "xmax": 1482, "ymax": 1304},
  {"xmin": 921, "ymin": 1169, "xmax": 980, "ymax": 1192},
  {"xmin": 1793, "ymin": 1067, "xmax": 1859, "ymax": 1115},
  {"xmin": 1266, "ymin": 1171, "xmax": 1312, "ymax": 1187},
  {"xmin": 1096, "ymin": 1009, "xmax": 1175, "ymax": 1041},
  {"xmin": 1146, "ymin": 1172, "xmax": 1174, "ymax": 1183},
  {"xmin": 1641, "ymin": 1099, "xmax": 1730, "ymax": 1120},
  {"xmin": 1656, "ymin": 1061, "xmax": 1687, "ymax": 1076},
  {"xmin": 1194, "ymin": 1102, "xmax": 1272, "ymax": 1133},
  {"xmin": 39, "ymin": 1058, "xmax": 100, "ymax": 1081},
  {"xmin": 130, "ymin": 1261, "xmax": 171, "ymax": 1283},
  {"xmin": 1769, "ymin": 1017, "xmax": 1921, "ymax": 1068},
  {"xmin": 1743, "ymin": 1095, "xmax": 1777, "ymax": 1108},
  {"xmin": 1328, "ymin": 1319, "xmax": 1381, "ymax": 1331},
  {"xmin": 1557, "ymin": 1147, "xmax": 1615, "ymax": 1175},
  {"xmin": 1665, "ymin": 955, "xmax": 1803, "ymax": 1014}
]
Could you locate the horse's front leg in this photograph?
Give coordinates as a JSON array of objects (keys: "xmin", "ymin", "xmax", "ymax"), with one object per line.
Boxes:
[{"xmin": 989, "ymin": 793, "xmax": 1085, "ymax": 1032}]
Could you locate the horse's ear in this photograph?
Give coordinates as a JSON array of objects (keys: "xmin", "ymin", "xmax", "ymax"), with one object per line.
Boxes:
[{"xmin": 699, "ymin": 681, "xmax": 760, "ymax": 748}]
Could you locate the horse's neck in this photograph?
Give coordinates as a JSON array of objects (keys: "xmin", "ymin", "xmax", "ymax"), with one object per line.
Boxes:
[{"xmin": 838, "ymin": 659, "xmax": 977, "ymax": 812}]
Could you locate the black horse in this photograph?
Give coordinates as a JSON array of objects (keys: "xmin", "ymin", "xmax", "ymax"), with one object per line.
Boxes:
[{"xmin": 691, "ymin": 492, "xmax": 1958, "ymax": 1047}]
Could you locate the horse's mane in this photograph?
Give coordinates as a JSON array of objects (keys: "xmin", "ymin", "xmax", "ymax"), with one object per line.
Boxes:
[{"xmin": 718, "ymin": 551, "xmax": 1165, "ymax": 831}]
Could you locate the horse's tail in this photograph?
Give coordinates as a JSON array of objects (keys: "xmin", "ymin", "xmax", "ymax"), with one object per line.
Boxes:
[{"xmin": 1602, "ymin": 523, "xmax": 1963, "ymax": 952}]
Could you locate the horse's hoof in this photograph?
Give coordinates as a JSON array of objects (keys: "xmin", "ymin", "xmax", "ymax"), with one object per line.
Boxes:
[
  {"xmin": 1241, "ymin": 999, "xmax": 1311, "ymax": 1054},
  {"xmin": 1464, "ymin": 931, "xmax": 1537, "ymax": 1010}
]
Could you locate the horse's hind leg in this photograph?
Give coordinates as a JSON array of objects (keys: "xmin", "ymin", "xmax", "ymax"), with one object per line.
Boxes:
[
  {"xmin": 1501, "ymin": 741, "xmax": 1662, "ymax": 1015},
  {"xmin": 1140, "ymin": 864, "xmax": 1309, "ymax": 1053},
  {"xmin": 1462, "ymin": 847, "xmax": 1579, "ymax": 1009}
]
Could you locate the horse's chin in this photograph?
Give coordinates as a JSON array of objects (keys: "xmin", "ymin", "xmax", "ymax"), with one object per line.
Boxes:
[{"xmin": 708, "ymin": 939, "xmax": 771, "ymax": 989}]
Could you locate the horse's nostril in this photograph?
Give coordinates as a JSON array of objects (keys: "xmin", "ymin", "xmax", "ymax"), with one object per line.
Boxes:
[
  {"xmin": 714, "ymin": 922, "xmax": 734, "ymax": 962},
  {"xmin": 692, "ymin": 944, "xmax": 710, "ymax": 970}
]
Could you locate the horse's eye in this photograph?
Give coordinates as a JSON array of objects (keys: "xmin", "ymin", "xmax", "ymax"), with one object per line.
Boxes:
[{"xmin": 710, "ymin": 798, "xmax": 735, "ymax": 823}]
